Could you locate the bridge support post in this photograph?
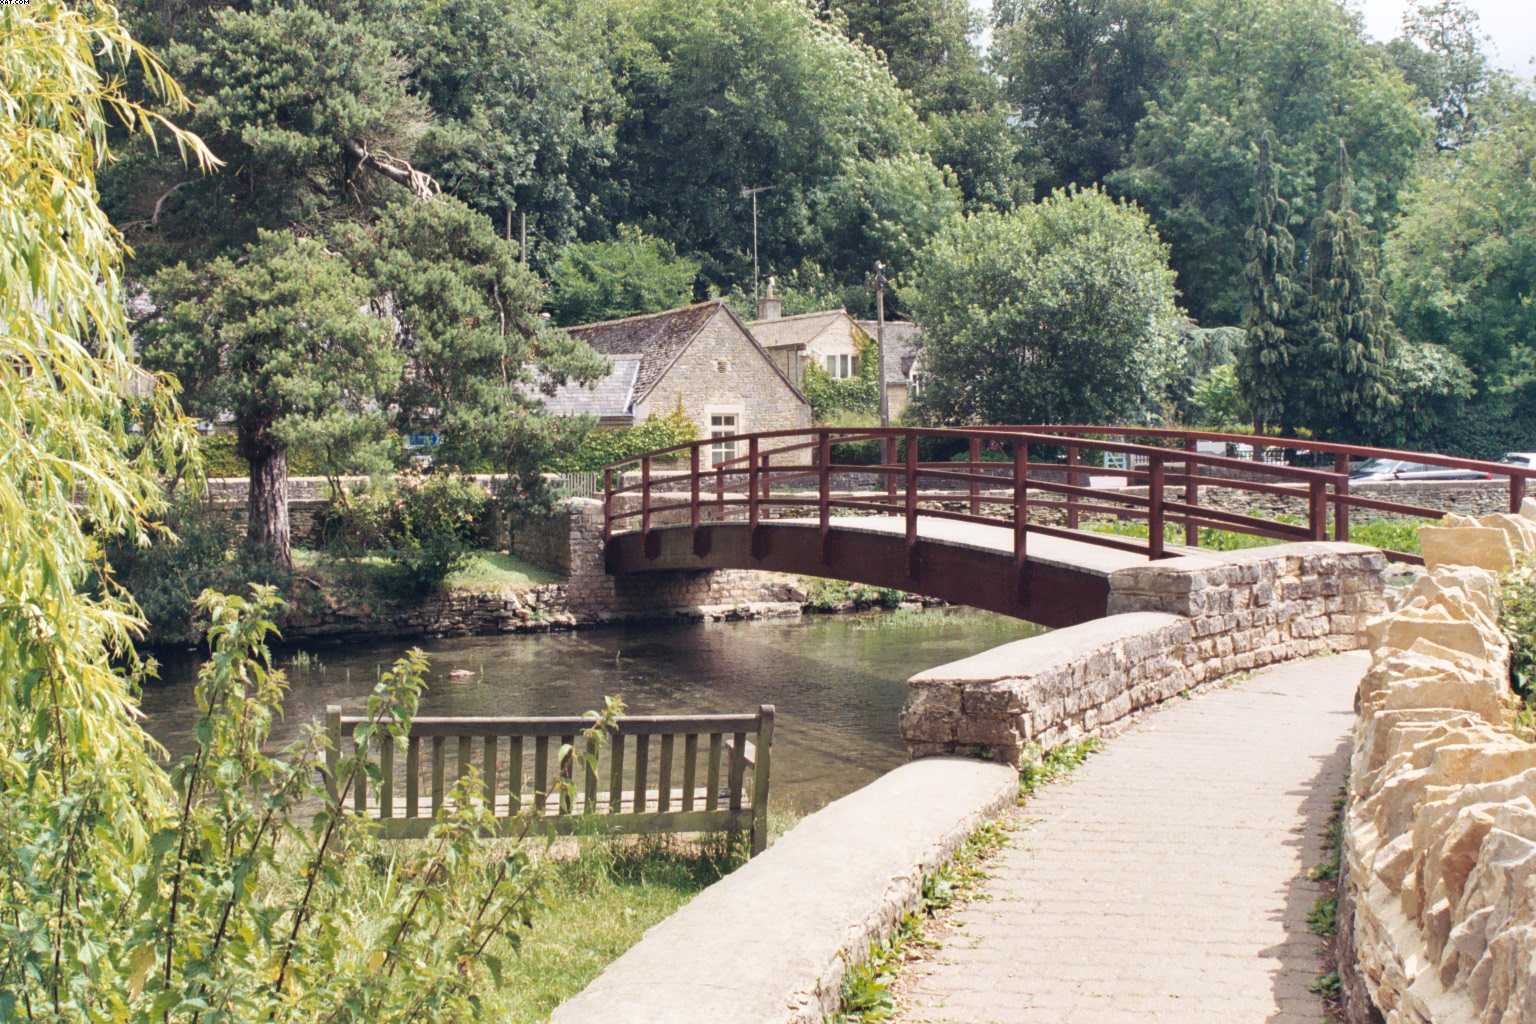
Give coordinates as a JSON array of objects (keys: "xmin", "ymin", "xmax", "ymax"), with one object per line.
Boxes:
[
  {"xmin": 1014, "ymin": 442, "xmax": 1030, "ymax": 603},
  {"xmin": 969, "ymin": 437, "xmax": 982, "ymax": 517},
  {"xmin": 905, "ymin": 431, "xmax": 919, "ymax": 581},
  {"xmin": 1512, "ymin": 475, "xmax": 1527, "ymax": 515},
  {"xmin": 818, "ymin": 430, "xmax": 832, "ymax": 565},
  {"xmin": 642, "ymin": 456, "xmax": 655, "ymax": 560},
  {"xmin": 1309, "ymin": 479, "xmax": 1328, "ymax": 541},
  {"xmin": 748, "ymin": 436, "xmax": 766, "ymax": 560},
  {"xmin": 1334, "ymin": 453, "xmax": 1350, "ymax": 542},
  {"xmin": 1183, "ymin": 436, "xmax": 1199, "ymax": 547},
  {"xmin": 1065, "ymin": 445, "xmax": 1079, "ymax": 530},
  {"xmin": 691, "ymin": 445, "xmax": 711, "ymax": 558},
  {"xmin": 1147, "ymin": 455, "xmax": 1165, "ymax": 559}
]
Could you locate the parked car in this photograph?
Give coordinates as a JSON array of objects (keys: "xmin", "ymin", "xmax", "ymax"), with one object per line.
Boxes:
[
  {"xmin": 1349, "ymin": 458, "xmax": 1493, "ymax": 482},
  {"xmin": 1500, "ymin": 452, "xmax": 1536, "ymax": 470}
]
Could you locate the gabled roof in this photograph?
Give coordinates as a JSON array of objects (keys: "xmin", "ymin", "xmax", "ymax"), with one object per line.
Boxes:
[
  {"xmin": 857, "ymin": 320, "xmax": 923, "ymax": 385},
  {"xmin": 539, "ymin": 354, "xmax": 642, "ymax": 423},
  {"xmin": 748, "ymin": 309, "xmax": 855, "ymax": 351},
  {"xmin": 566, "ymin": 300, "xmax": 808, "ymax": 408},
  {"xmin": 567, "ymin": 302, "xmax": 724, "ymax": 399}
]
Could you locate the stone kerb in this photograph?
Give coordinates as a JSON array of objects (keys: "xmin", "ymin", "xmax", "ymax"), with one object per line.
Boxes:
[
  {"xmin": 1338, "ymin": 510, "xmax": 1536, "ymax": 1024},
  {"xmin": 900, "ymin": 542, "xmax": 1389, "ymax": 765}
]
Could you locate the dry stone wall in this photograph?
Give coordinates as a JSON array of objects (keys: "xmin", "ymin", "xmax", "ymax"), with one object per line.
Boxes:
[
  {"xmin": 901, "ymin": 543, "xmax": 1389, "ymax": 764},
  {"xmin": 1340, "ymin": 508, "xmax": 1536, "ymax": 1024}
]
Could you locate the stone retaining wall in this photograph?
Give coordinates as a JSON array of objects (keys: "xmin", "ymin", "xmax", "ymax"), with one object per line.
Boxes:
[
  {"xmin": 900, "ymin": 543, "xmax": 1389, "ymax": 765},
  {"xmin": 1337, "ymin": 507, "xmax": 1536, "ymax": 1024},
  {"xmin": 281, "ymin": 498, "xmax": 809, "ymax": 642}
]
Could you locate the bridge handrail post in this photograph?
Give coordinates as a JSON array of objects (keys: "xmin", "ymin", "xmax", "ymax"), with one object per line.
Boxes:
[
  {"xmin": 1309, "ymin": 478, "xmax": 1328, "ymax": 541},
  {"xmin": 1334, "ymin": 453, "xmax": 1351, "ymax": 542},
  {"xmin": 690, "ymin": 445, "xmax": 701, "ymax": 531},
  {"xmin": 1013, "ymin": 441, "xmax": 1028, "ymax": 567},
  {"xmin": 818, "ymin": 430, "xmax": 831, "ymax": 544},
  {"xmin": 748, "ymin": 436, "xmax": 760, "ymax": 534},
  {"xmin": 1512, "ymin": 475, "xmax": 1527, "ymax": 515},
  {"xmin": 602, "ymin": 468, "xmax": 613, "ymax": 542},
  {"xmin": 884, "ymin": 435, "xmax": 898, "ymax": 509},
  {"xmin": 760, "ymin": 449, "xmax": 770, "ymax": 502},
  {"xmin": 641, "ymin": 455, "xmax": 652, "ymax": 542},
  {"xmin": 905, "ymin": 430, "xmax": 918, "ymax": 556},
  {"xmin": 968, "ymin": 436, "xmax": 981, "ymax": 516},
  {"xmin": 1066, "ymin": 444, "xmax": 1080, "ymax": 530},
  {"xmin": 1147, "ymin": 453, "xmax": 1165, "ymax": 559},
  {"xmin": 1183, "ymin": 436, "xmax": 1199, "ymax": 547}
]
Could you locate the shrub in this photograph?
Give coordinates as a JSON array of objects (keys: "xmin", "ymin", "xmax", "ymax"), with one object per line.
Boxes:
[
  {"xmin": 391, "ymin": 473, "xmax": 490, "ymax": 592},
  {"xmin": 103, "ymin": 495, "xmax": 290, "ymax": 645},
  {"xmin": 547, "ymin": 406, "xmax": 698, "ymax": 472},
  {"xmin": 315, "ymin": 484, "xmax": 400, "ymax": 554},
  {"xmin": 1502, "ymin": 561, "xmax": 1536, "ymax": 703},
  {"xmin": 200, "ymin": 431, "xmax": 340, "ymax": 478},
  {"xmin": 803, "ymin": 329, "xmax": 880, "ymax": 421}
]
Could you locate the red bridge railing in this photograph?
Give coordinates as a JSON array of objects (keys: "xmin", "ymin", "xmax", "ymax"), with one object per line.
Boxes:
[{"xmin": 600, "ymin": 426, "xmax": 1535, "ymax": 568}]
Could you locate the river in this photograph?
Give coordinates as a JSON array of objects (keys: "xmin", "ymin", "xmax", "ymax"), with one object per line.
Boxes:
[{"xmin": 141, "ymin": 609, "xmax": 1042, "ymax": 815}]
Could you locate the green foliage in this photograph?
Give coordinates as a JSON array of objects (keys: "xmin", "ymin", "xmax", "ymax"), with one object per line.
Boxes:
[
  {"xmin": 1018, "ymin": 739, "xmax": 1102, "ymax": 797},
  {"xmin": 392, "ymin": 473, "xmax": 493, "ymax": 592},
  {"xmin": 802, "ymin": 578, "xmax": 907, "ymax": 612},
  {"xmin": 549, "ymin": 227, "xmax": 701, "ymax": 325},
  {"xmin": 823, "ymin": 0, "xmax": 989, "ymax": 115},
  {"xmin": 1308, "ymin": 896, "xmax": 1338, "ymax": 937},
  {"xmin": 1386, "ymin": 95, "xmax": 1536, "ymax": 394},
  {"xmin": 140, "ymin": 229, "xmax": 399, "ymax": 569},
  {"xmin": 814, "ymin": 155, "xmax": 963, "ymax": 309},
  {"xmin": 546, "ymin": 407, "xmax": 700, "ymax": 472},
  {"xmin": 1189, "ymin": 365, "xmax": 1250, "ymax": 430},
  {"xmin": 1087, "ymin": 516, "xmax": 1423, "ymax": 555},
  {"xmin": 1109, "ymin": 0, "xmax": 1428, "ymax": 324},
  {"xmin": 604, "ymin": 0, "xmax": 921, "ymax": 284},
  {"xmin": 906, "ymin": 186, "xmax": 1183, "ymax": 426},
  {"xmin": 1311, "ymin": 971, "xmax": 1343, "ymax": 998},
  {"xmin": 992, "ymin": 0, "xmax": 1172, "ymax": 194},
  {"xmin": 803, "ymin": 330, "xmax": 882, "ymax": 421},
  {"xmin": 399, "ymin": 0, "xmax": 618, "ymax": 241},
  {"xmin": 1379, "ymin": 342, "xmax": 1477, "ymax": 451},
  {"xmin": 319, "ymin": 474, "xmax": 492, "ymax": 593},
  {"xmin": 339, "ymin": 194, "xmax": 609, "ymax": 526},
  {"xmin": 1387, "ymin": 0, "xmax": 1497, "ymax": 153},
  {"xmin": 1239, "ymin": 131, "xmax": 1306, "ymax": 433},
  {"xmin": 103, "ymin": 496, "xmax": 290, "ymax": 645},
  {"xmin": 0, "ymin": 4, "xmax": 214, "ymax": 1009},
  {"xmin": 1500, "ymin": 561, "xmax": 1536, "ymax": 713},
  {"xmin": 1302, "ymin": 142, "xmax": 1398, "ymax": 441}
]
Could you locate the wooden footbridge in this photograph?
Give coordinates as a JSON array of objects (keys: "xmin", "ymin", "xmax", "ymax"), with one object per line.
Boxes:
[{"xmin": 602, "ymin": 425, "xmax": 1533, "ymax": 627}]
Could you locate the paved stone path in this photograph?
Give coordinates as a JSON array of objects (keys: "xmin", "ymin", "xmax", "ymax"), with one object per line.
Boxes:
[{"xmin": 895, "ymin": 653, "xmax": 1368, "ymax": 1024}]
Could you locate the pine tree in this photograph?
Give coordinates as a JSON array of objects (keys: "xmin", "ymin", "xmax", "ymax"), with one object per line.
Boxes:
[
  {"xmin": 1304, "ymin": 140, "xmax": 1398, "ymax": 440},
  {"xmin": 1237, "ymin": 131, "xmax": 1302, "ymax": 433}
]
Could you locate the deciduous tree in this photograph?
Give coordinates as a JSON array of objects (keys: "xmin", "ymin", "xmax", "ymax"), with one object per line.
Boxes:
[
  {"xmin": 905, "ymin": 187, "xmax": 1183, "ymax": 426},
  {"xmin": 549, "ymin": 227, "xmax": 701, "ymax": 325},
  {"xmin": 1238, "ymin": 132, "xmax": 1305, "ymax": 433}
]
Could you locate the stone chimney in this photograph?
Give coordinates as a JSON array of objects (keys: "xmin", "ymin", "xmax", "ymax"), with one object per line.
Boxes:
[{"xmin": 757, "ymin": 276, "xmax": 782, "ymax": 321}]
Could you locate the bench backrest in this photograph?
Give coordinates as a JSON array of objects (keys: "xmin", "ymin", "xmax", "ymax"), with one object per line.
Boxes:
[{"xmin": 325, "ymin": 705, "xmax": 776, "ymax": 855}]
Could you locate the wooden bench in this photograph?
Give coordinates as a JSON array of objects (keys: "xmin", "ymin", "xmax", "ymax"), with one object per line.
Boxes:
[{"xmin": 325, "ymin": 705, "xmax": 776, "ymax": 856}]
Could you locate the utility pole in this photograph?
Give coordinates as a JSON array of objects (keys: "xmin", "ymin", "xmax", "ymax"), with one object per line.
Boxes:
[
  {"xmin": 874, "ymin": 260, "xmax": 889, "ymax": 428},
  {"xmin": 740, "ymin": 185, "xmax": 776, "ymax": 312}
]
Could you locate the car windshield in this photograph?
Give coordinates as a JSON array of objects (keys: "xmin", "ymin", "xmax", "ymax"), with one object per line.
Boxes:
[
  {"xmin": 1502, "ymin": 454, "xmax": 1534, "ymax": 465},
  {"xmin": 1352, "ymin": 459, "xmax": 1402, "ymax": 474}
]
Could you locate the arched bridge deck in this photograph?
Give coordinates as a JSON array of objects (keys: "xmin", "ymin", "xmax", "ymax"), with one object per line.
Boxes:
[{"xmin": 601, "ymin": 425, "xmax": 1532, "ymax": 628}]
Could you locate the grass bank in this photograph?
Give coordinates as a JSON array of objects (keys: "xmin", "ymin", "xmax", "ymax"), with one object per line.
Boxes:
[{"xmin": 1084, "ymin": 515, "xmax": 1422, "ymax": 554}]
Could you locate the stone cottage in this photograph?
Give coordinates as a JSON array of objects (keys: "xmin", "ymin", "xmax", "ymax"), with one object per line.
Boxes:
[
  {"xmin": 745, "ymin": 283, "xmax": 923, "ymax": 419},
  {"xmin": 552, "ymin": 300, "xmax": 811, "ymax": 465}
]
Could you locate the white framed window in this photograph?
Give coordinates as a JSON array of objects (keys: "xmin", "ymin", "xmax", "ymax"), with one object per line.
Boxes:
[
  {"xmin": 710, "ymin": 412, "xmax": 739, "ymax": 467},
  {"xmin": 824, "ymin": 353, "xmax": 855, "ymax": 379}
]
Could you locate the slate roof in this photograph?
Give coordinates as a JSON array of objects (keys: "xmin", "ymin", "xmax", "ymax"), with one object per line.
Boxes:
[
  {"xmin": 539, "ymin": 354, "xmax": 642, "ymax": 423},
  {"xmin": 857, "ymin": 320, "xmax": 923, "ymax": 385},
  {"xmin": 747, "ymin": 309, "xmax": 851, "ymax": 351},
  {"xmin": 567, "ymin": 301, "xmax": 725, "ymax": 400}
]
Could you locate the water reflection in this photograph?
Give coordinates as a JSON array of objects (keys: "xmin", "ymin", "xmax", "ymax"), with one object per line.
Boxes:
[{"xmin": 141, "ymin": 609, "xmax": 1042, "ymax": 814}]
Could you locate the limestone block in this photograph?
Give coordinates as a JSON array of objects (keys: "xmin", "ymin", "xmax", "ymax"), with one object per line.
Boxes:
[
  {"xmin": 1479, "ymin": 513, "xmax": 1536, "ymax": 557},
  {"xmin": 1522, "ymin": 496, "xmax": 1536, "ymax": 523},
  {"xmin": 1420, "ymin": 526, "xmax": 1516, "ymax": 574}
]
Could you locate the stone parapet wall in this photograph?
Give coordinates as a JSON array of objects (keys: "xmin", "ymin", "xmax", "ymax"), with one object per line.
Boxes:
[
  {"xmin": 1338, "ymin": 508, "xmax": 1536, "ymax": 1024},
  {"xmin": 901, "ymin": 543, "xmax": 1389, "ymax": 764}
]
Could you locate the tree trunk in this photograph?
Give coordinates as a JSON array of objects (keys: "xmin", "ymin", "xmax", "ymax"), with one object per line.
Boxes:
[{"xmin": 244, "ymin": 436, "xmax": 292, "ymax": 572}]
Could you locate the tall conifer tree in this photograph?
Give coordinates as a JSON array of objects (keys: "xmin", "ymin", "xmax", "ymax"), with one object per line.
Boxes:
[
  {"xmin": 1238, "ymin": 132, "xmax": 1302, "ymax": 433},
  {"xmin": 1305, "ymin": 140, "xmax": 1397, "ymax": 439}
]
